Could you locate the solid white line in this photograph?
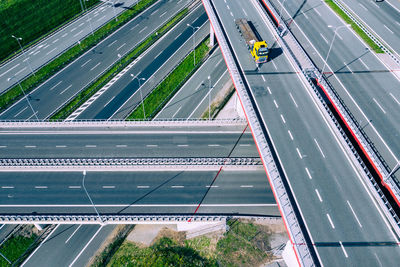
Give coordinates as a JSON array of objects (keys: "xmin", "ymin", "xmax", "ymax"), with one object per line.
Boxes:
[
  {"xmin": 296, "ymin": 147, "xmax": 302, "ymax": 159},
  {"xmin": 289, "ymin": 92, "xmax": 298, "ymax": 107},
  {"xmin": 85, "ymin": 145, "xmax": 97, "ymax": 148},
  {"xmin": 102, "ymin": 185, "xmax": 115, "ymax": 189},
  {"xmin": 56, "ymin": 145, "xmax": 67, "ymax": 148},
  {"xmin": 172, "ymin": 106, "xmax": 182, "ymax": 118},
  {"xmin": 68, "ymin": 186, "xmax": 81, "ymax": 189},
  {"xmin": 171, "ymin": 185, "xmax": 184, "ymax": 188},
  {"xmin": 305, "ymin": 167, "xmax": 312, "ymax": 179},
  {"xmin": 139, "ymin": 26, "xmax": 148, "ymax": 34},
  {"xmin": 107, "ymin": 40, "xmax": 117, "ymax": 47},
  {"xmin": 273, "ymin": 99, "xmax": 279, "ymax": 108},
  {"xmin": 59, "ymin": 84, "xmax": 72, "ymax": 95},
  {"xmin": 359, "ymin": 58, "xmax": 369, "ymax": 70},
  {"xmin": 314, "ymin": 138, "xmax": 326, "ymax": 158},
  {"xmin": 240, "ymin": 185, "xmax": 254, "ymax": 188},
  {"xmin": 0, "ymin": 63, "xmax": 20, "ymax": 78},
  {"xmin": 68, "ymin": 226, "xmax": 104, "ymax": 267},
  {"xmin": 104, "ymin": 96, "xmax": 115, "ymax": 107},
  {"xmin": 65, "ymin": 225, "xmax": 82, "ymax": 243},
  {"xmin": 46, "ymin": 47, "xmax": 57, "ymax": 55},
  {"xmin": 389, "ymin": 93, "xmax": 400, "ymax": 106},
  {"xmin": 81, "ymin": 59, "xmax": 92, "ymax": 67},
  {"xmin": 14, "ymin": 106, "xmax": 28, "ymax": 118},
  {"xmin": 15, "ymin": 67, "xmax": 27, "ymax": 76},
  {"xmin": 49, "ymin": 80, "xmax": 62, "ymax": 91},
  {"xmin": 347, "ymin": 200, "xmax": 362, "ymax": 228},
  {"xmin": 327, "ymin": 213, "xmax": 335, "ymax": 229},
  {"xmin": 116, "ymin": 43, "xmax": 126, "ymax": 51},
  {"xmin": 288, "ymin": 130, "xmax": 293, "ymax": 140},
  {"xmin": 320, "ymin": 33, "xmax": 328, "ymax": 44},
  {"xmin": 21, "ymin": 225, "xmax": 60, "ymax": 267},
  {"xmin": 315, "ymin": 189, "xmax": 323, "ymax": 202},
  {"xmin": 35, "ymin": 186, "xmax": 47, "ymax": 189},
  {"xmin": 25, "ymin": 145, "xmax": 36, "ymax": 148},
  {"xmin": 90, "ymin": 62, "xmax": 101, "ymax": 71},
  {"xmin": 339, "ymin": 241, "xmax": 349, "ymax": 258},
  {"xmin": 1, "ymin": 186, "xmax": 14, "ymax": 189},
  {"xmin": 137, "ymin": 186, "xmax": 149, "ymax": 189},
  {"xmin": 373, "ymin": 98, "xmax": 386, "ymax": 114},
  {"xmin": 146, "ymin": 144, "xmax": 158, "ymax": 147},
  {"xmin": 383, "ymin": 24, "xmax": 394, "ymax": 34},
  {"xmin": 280, "ymin": 114, "xmax": 286, "ymax": 124}
]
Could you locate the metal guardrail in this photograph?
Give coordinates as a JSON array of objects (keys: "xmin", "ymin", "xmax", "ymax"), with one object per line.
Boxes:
[
  {"xmin": 0, "ymin": 157, "xmax": 262, "ymax": 167},
  {"xmin": 262, "ymin": 0, "xmax": 400, "ymax": 230},
  {"xmin": 0, "ymin": 118, "xmax": 247, "ymax": 128},
  {"xmin": 202, "ymin": 0, "xmax": 316, "ymax": 266}
]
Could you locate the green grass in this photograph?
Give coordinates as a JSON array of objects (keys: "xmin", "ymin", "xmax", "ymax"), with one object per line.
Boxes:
[
  {"xmin": 127, "ymin": 38, "xmax": 211, "ymax": 120},
  {"xmin": 50, "ymin": 7, "xmax": 189, "ymax": 120},
  {"xmin": 325, "ymin": 0, "xmax": 384, "ymax": 53},
  {"xmin": 0, "ymin": 234, "xmax": 37, "ymax": 266},
  {"xmin": 0, "ymin": 0, "xmax": 158, "ymax": 114},
  {"xmin": 0, "ymin": 0, "xmax": 99, "ymax": 62}
]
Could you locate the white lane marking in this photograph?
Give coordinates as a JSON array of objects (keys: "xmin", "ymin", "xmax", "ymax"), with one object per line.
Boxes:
[
  {"xmin": 1, "ymin": 186, "xmax": 14, "ymax": 189},
  {"xmin": 359, "ymin": 58, "xmax": 369, "ymax": 70},
  {"xmin": 372, "ymin": 2, "xmax": 380, "ymax": 8},
  {"xmin": 171, "ymin": 185, "xmax": 184, "ymax": 188},
  {"xmin": 35, "ymin": 186, "xmax": 47, "ymax": 189},
  {"xmin": 81, "ymin": 59, "xmax": 92, "ymax": 67},
  {"xmin": 52, "ymin": 38, "xmax": 59, "ymax": 43},
  {"xmin": 151, "ymin": 9, "xmax": 158, "ymax": 15},
  {"xmin": 206, "ymin": 185, "xmax": 219, "ymax": 188},
  {"xmin": 320, "ymin": 33, "xmax": 328, "ymax": 44},
  {"xmin": 59, "ymin": 84, "xmax": 72, "ymax": 95},
  {"xmin": 116, "ymin": 43, "xmax": 126, "ymax": 51},
  {"xmin": 389, "ymin": 93, "xmax": 400, "ymax": 105},
  {"xmin": 271, "ymin": 60, "xmax": 277, "ymax": 70},
  {"xmin": 102, "ymin": 185, "xmax": 115, "ymax": 189},
  {"xmin": 71, "ymin": 27, "xmax": 77, "ymax": 32},
  {"xmin": 154, "ymin": 50, "xmax": 163, "ymax": 59},
  {"xmin": 139, "ymin": 26, "xmax": 148, "ymax": 34},
  {"xmin": 314, "ymin": 138, "xmax": 326, "ymax": 158},
  {"xmin": 243, "ymin": 8, "xmax": 248, "ymax": 16},
  {"xmin": 305, "ymin": 167, "xmax": 312, "ymax": 179},
  {"xmin": 73, "ymin": 30, "xmax": 83, "ymax": 37},
  {"xmin": 267, "ymin": 86, "xmax": 272, "ymax": 94},
  {"xmin": 62, "ymin": 33, "xmax": 68, "ymax": 37},
  {"xmin": 0, "ymin": 63, "xmax": 20, "ymax": 78},
  {"xmin": 15, "ymin": 67, "xmax": 27, "ymax": 76},
  {"xmin": 289, "ymin": 92, "xmax": 298, "ymax": 107},
  {"xmin": 208, "ymin": 144, "xmax": 220, "ymax": 147},
  {"xmin": 137, "ymin": 185, "xmax": 149, "ymax": 189},
  {"xmin": 97, "ymin": 15, "xmax": 106, "ymax": 22},
  {"xmin": 49, "ymin": 80, "xmax": 62, "ymax": 91},
  {"xmin": 273, "ymin": 99, "xmax": 279, "ymax": 108},
  {"xmin": 146, "ymin": 144, "xmax": 158, "ymax": 147},
  {"xmin": 280, "ymin": 114, "xmax": 286, "ymax": 124},
  {"xmin": 14, "ymin": 106, "xmax": 28, "ymax": 118},
  {"xmin": 347, "ymin": 200, "xmax": 362, "ymax": 228},
  {"xmin": 296, "ymin": 148, "xmax": 302, "ymax": 159},
  {"xmin": 288, "ymin": 130, "xmax": 294, "ymax": 140},
  {"xmin": 90, "ymin": 62, "xmax": 101, "ymax": 71},
  {"xmin": 230, "ymin": 11, "xmax": 233, "ymax": 17},
  {"xmin": 68, "ymin": 226, "xmax": 104, "ymax": 267},
  {"xmin": 174, "ymin": 32, "xmax": 182, "ymax": 40},
  {"xmin": 315, "ymin": 189, "xmax": 323, "ymax": 202},
  {"xmin": 359, "ymin": 3, "xmax": 368, "ymax": 11},
  {"xmin": 374, "ymin": 253, "xmax": 383, "ymax": 267},
  {"xmin": 303, "ymin": 12, "xmax": 309, "ymax": 19},
  {"xmin": 239, "ymin": 144, "xmax": 251, "ymax": 147},
  {"xmin": 336, "ymin": 32, "xmax": 343, "ymax": 40},
  {"xmin": 46, "ymin": 47, "xmax": 57, "ymax": 55},
  {"xmin": 56, "ymin": 145, "xmax": 67, "ymax": 148},
  {"xmin": 314, "ymin": 8, "xmax": 321, "ymax": 16},
  {"xmin": 65, "ymin": 225, "xmax": 82, "ymax": 243},
  {"xmin": 26, "ymin": 112, "xmax": 38, "ymax": 121},
  {"xmin": 172, "ymin": 106, "xmax": 182, "ymax": 118},
  {"xmin": 327, "ymin": 213, "xmax": 335, "ymax": 229},
  {"xmin": 383, "ymin": 24, "xmax": 394, "ymax": 34},
  {"xmin": 240, "ymin": 185, "xmax": 254, "ymax": 188},
  {"xmin": 160, "ymin": 11, "xmax": 167, "ymax": 17},
  {"xmin": 104, "ymin": 95, "xmax": 115, "ymax": 107},
  {"xmin": 0, "ymin": 146, "xmax": 7, "ymax": 148},
  {"xmin": 85, "ymin": 145, "xmax": 97, "ymax": 148},
  {"xmin": 344, "ymin": 62, "xmax": 353, "ymax": 73},
  {"xmin": 227, "ymin": 5, "xmax": 230, "ymax": 10},
  {"xmin": 25, "ymin": 145, "xmax": 36, "ymax": 148},
  {"xmin": 130, "ymin": 24, "xmax": 139, "ymax": 31},
  {"xmin": 339, "ymin": 241, "xmax": 348, "ymax": 258},
  {"xmin": 107, "ymin": 40, "xmax": 117, "ymax": 47},
  {"xmin": 177, "ymin": 144, "xmax": 189, "ymax": 147},
  {"xmin": 68, "ymin": 186, "xmax": 81, "ymax": 189},
  {"xmin": 261, "ymin": 75, "xmax": 266, "ymax": 82},
  {"xmin": 79, "ymin": 22, "xmax": 84, "ymax": 27},
  {"xmin": 373, "ymin": 98, "xmax": 386, "ymax": 114},
  {"xmin": 116, "ymin": 145, "xmax": 127, "ymax": 148}
]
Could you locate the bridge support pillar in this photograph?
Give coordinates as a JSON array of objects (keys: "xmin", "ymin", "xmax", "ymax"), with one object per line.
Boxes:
[
  {"xmin": 34, "ymin": 223, "xmax": 43, "ymax": 231},
  {"xmin": 209, "ymin": 24, "xmax": 215, "ymax": 47}
]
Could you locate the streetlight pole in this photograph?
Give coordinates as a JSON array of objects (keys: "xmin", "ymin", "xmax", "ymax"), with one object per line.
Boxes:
[
  {"xmin": 208, "ymin": 75, "xmax": 211, "ymax": 120},
  {"xmin": 82, "ymin": 170, "xmax": 103, "ymax": 224},
  {"xmin": 320, "ymin": 24, "xmax": 350, "ymax": 79},
  {"xmin": 11, "ymin": 35, "xmax": 35, "ymax": 76},
  {"xmin": 187, "ymin": 24, "xmax": 199, "ymax": 66},
  {"xmin": 8, "ymin": 76, "xmax": 39, "ymax": 120},
  {"xmin": 130, "ymin": 74, "xmax": 146, "ymax": 119}
]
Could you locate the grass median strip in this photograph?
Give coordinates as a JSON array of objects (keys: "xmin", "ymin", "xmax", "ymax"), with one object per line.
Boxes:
[
  {"xmin": 127, "ymin": 38, "xmax": 211, "ymax": 120},
  {"xmin": 50, "ymin": 7, "xmax": 189, "ymax": 120},
  {"xmin": 325, "ymin": 0, "xmax": 383, "ymax": 53},
  {"xmin": 0, "ymin": 0, "xmax": 159, "ymax": 114}
]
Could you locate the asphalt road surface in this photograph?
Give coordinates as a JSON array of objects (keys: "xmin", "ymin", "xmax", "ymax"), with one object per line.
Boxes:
[{"xmin": 212, "ymin": 0, "xmax": 400, "ymax": 266}]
